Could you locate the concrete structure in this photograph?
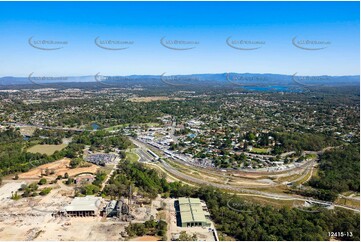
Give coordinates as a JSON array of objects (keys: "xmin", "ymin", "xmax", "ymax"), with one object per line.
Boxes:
[
  {"xmin": 75, "ymin": 174, "xmax": 95, "ymax": 185},
  {"xmin": 177, "ymin": 197, "xmax": 211, "ymax": 227},
  {"xmin": 64, "ymin": 196, "xmax": 101, "ymax": 217},
  {"xmin": 105, "ymin": 200, "xmax": 117, "ymax": 217},
  {"xmin": 116, "ymin": 200, "xmax": 123, "ymax": 217}
]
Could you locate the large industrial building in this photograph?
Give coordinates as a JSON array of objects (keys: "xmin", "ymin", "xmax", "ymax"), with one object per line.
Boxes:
[
  {"xmin": 177, "ymin": 197, "xmax": 211, "ymax": 227},
  {"xmin": 63, "ymin": 196, "xmax": 102, "ymax": 217}
]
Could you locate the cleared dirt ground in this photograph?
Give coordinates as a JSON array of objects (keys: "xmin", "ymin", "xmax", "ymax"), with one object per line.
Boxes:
[
  {"xmin": 18, "ymin": 158, "xmax": 99, "ymax": 180},
  {"xmin": 0, "ymin": 180, "xmax": 128, "ymax": 241},
  {"xmin": 0, "ymin": 214, "xmax": 128, "ymax": 240},
  {"xmin": 130, "ymin": 235, "xmax": 160, "ymax": 241}
]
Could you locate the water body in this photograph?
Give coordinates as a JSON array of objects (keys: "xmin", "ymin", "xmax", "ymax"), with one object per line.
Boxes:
[
  {"xmin": 91, "ymin": 123, "xmax": 100, "ymax": 130},
  {"xmin": 243, "ymin": 85, "xmax": 302, "ymax": 92}
]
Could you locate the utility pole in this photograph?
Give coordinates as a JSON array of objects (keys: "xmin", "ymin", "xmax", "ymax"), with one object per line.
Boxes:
[{"xmin": 128, "ymin": 185, "xmax": 132, "ymax": 206}]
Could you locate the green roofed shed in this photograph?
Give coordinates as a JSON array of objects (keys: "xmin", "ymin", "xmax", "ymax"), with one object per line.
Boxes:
[{"xmin": 178, "ymin": 197, "xmax": 211, "ymax": 227}]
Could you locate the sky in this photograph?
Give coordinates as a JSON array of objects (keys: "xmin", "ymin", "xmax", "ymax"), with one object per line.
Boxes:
[{"xmin": 0, "ymin": 1, "xmax": 359, "ymax": 76}]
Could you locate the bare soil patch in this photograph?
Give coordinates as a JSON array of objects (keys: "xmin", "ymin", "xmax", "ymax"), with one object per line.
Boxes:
[
  {"xmin": 130, "ymin": 235, "xmax": 160, "ymax": 241},
  {"xmin": 19, "ymin": 158, "xmax": 99, "ymax": 180}
]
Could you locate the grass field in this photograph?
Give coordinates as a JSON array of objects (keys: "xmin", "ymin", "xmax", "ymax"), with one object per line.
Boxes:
[
  {"xmin": 335, "ymin": 197, "xmax": 360, "ymax": 209},
  {"xmin": 276, "ymin": 173, "xmax": 303, "ymax": 183},
  {"xmin": 236, "ymin": 194, "xmax": 299, "ymax": 208},
  {"xmin": 248, "ymin": 185, "xmax": 289, "ymax": 194},
  {"xmin": 27, "ymin": 143, "xmax": 67, "ymax": 155},
  {"xmin": 250, "ymin": 147, "xmax": 270, "ymax": 154},
  {"xmin": 126, "ymin": 151, "xmax": 140, "ymax": 162},
  {"xmin": 294, "ymin": 167, "xmax": 317, "ymax": 186},
  {"xmin": 305, "ymin": 154, "xmax": 317, "ymax": 160}
]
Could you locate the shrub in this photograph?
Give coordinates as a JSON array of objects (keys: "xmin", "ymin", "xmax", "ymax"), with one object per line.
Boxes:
[
  {"xmin": 38, "ymin": 178, "xmax": 47, "ymax": 185},
  {"xmin": 39, "ymin": 187, "xmax": 52, "ymax": 196}
]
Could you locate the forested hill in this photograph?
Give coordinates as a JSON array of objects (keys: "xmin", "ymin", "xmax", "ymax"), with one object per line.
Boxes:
[{"xmin": 309, "ymin": 144, "xmax": 360, "ymax": 193}]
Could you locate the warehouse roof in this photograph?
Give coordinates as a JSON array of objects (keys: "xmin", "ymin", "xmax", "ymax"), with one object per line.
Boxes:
[
  {"xmin": 178, "ymin": 197, "xmax": 207, "ymax": 224},
  {"xmin": 64, "ymin": 196, "xmax": 101, "ymax": 212}
]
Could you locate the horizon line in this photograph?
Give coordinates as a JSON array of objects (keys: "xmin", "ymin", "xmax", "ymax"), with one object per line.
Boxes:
[{"xmin": 1, "ymin": 72, "xmax": 360, "ymax": 78}]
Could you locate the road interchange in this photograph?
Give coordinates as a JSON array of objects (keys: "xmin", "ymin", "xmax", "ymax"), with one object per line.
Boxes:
[{"xmin": 131, "ymin": 138, "xmax": 360, "ymax": 213}]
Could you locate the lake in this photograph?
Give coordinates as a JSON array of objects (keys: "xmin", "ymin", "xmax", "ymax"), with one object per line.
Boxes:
[{"xmin": 243, "ymin": 85, "xmax": 302, "ymax": 92}]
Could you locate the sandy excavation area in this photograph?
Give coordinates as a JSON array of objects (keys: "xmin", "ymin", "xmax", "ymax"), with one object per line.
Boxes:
[
  {"xmin": 18, "ymin": 158, "xmax": 99, "ymax": 180},
  {"xmin": 0, "ymin": 213, "xmax": 128, "ymax": 241},
  {"xmin": 0, "ymin": 180, "xmax": 70, "ymax": 240},
  {"xmin": 0, "ymin": 158, "xmax": 122, "ymax": 240},
  {"xmin": 35, "ymin": 218, "xmax": 128, "ymax": 241},
  {"xmin": 0, "ymin": 180, "xmax": 128, "ymax": 241},
  {"xmin": 130, "ymin": 235, "xmax": 160, "ymax": 241},
  {"xmin": 0, "ymin": 158, "xmax": 153, "ymax": 241}
]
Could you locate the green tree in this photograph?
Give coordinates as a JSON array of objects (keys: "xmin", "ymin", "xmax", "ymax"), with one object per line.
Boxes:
[{"xmin": 38, "ymin": 178, "xmax": 47, "ymax": 185}]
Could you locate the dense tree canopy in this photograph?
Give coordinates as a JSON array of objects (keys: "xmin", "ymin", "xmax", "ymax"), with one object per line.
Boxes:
[{"xmin": 309, "ymin": 145, "xmax": 360, "ymax": 193}]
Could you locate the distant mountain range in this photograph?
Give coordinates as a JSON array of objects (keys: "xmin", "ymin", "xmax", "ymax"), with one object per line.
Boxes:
[{"xmin": 0, "ymin": 73, "xmax": 359, "ymax": 87}]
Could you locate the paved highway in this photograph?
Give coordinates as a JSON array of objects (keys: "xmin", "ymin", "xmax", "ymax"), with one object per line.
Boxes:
[{"xmin": 131, "ymin": 138, "xmax": 360, "ymax": 213}]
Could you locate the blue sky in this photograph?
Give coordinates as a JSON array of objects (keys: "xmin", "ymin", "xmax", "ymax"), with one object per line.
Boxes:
[{"xmin": 0, "ymin": 1, "xmax": 359, "ymax": 76}]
